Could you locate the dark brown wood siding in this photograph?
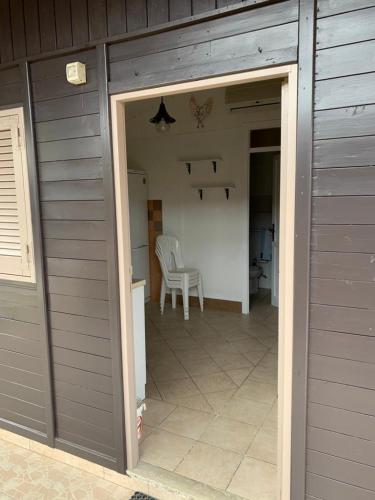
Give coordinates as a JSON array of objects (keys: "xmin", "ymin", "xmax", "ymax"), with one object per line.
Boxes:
[
  {"xmin": 0, "ymin": 66, "xmax": 50, "ymax": 442},
  {"xmin": 0, "ymin": 284, "xmax": 46, "ymax": 436},
  {"xmin": 307, "ymin": 1, "xmax": 375, "ymax": 498},
  {"xmin": 108, "ymin": 0, "xmax": 299, "ymax": 93},
  {"xmin": 0, "ymin": 0, "xmax": 264, "ymax": 66},
  {"xmin": 30, "ymin": 48, "xmax": 123, "ymax": 469}
]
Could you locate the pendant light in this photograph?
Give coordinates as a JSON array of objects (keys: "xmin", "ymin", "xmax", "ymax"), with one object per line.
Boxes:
[{"xmin": 149, "ymin": 97, "xmax": 176, "ymax": 133}]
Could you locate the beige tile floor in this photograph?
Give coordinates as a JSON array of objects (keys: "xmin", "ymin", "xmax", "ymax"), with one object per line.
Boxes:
[
  {"xmin": 140, "ymin": 291, "xmax": 278, "ymax": 500},
  {"xmin": 0, "ymin": 439, "xmax": 135, "ymax": 500}
]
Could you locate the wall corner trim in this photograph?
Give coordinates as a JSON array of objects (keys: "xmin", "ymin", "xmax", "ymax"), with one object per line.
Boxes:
[
  {"xmin": 20, "ymin": 60, "xmax": 56, "ymax": 448},
  {"xmin": 290, "ymin": 1, "xmax": 316, "ymax": 498},
  {"xmin": 96, "ymin": 43, "xmax": 127, "ymax": 474}
]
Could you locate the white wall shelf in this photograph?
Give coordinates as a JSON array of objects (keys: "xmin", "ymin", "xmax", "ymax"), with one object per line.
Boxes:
[
  {"xmin": 191, "ymin": 183, "xmax": 236, "ymax": 200},
  {"xmin": 179, "ymin": 157, "xmax": 223, "ymax": 174}
]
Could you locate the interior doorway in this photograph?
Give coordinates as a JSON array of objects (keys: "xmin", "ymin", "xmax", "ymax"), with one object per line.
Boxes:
[
  {"xmin": 111, "ymin": 66, "xmax": 297, "ymax": 500},
  {"xmin": 249, "ymin": 127, "xmax": 281, "ymax": 311}
]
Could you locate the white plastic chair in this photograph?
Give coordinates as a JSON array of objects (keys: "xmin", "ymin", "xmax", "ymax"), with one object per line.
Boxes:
[{"xmin": 156, "ymin": 235, "xmax": 203, "ymax": 320}]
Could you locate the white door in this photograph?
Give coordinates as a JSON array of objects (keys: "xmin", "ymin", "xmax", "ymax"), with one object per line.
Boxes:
[
  {"xmin": 127, "ymin": 172, "xmax": 149, "ymax": 249},
  {"xmin": 131, "ymin": 246, "xmax": 150, "ymax": 301},
  {"xmin": 271, "ymin": 154, "xmax": 280, "ymax": 307},
  {"xmin": 132, "ymin": 284, "xmax": 146, "ymax": 401}
]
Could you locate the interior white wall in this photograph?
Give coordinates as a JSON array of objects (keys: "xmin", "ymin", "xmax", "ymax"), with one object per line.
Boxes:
[{"xmin": 126, "ymin": 88, "xmax": 280, "ymax": 304}]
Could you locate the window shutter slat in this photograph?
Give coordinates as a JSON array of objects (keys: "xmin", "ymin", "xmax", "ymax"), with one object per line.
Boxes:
[
  {"xmin": 0, "ymin": 131, "xmax": 11, "ymax": 140},
  {"xmin": 0, "ymin": 236, "xmax": 22, "ymax": 243},
  {"xmin": 0, "ymin": 168, "xmax": 15, "ymax": 176}
]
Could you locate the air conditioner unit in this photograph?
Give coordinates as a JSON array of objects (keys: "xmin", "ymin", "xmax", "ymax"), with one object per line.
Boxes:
[{"xmin": 225, "ymin": 80, "xmax": 282, "ymax": 110}]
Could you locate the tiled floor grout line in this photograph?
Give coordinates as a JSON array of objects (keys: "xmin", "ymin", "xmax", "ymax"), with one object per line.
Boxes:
[
  {"xmin": 142, "ymin": 296, "xmax": 278, "ymax": 499},
  {"xmin": 144, "ymin": 413, "xmax": 273, "ymax": 458},
  {"xmin": 147, "ymin": 326, "xmax": 277, "ymax": 412},
  {"xmin": 225, "ymin": 446, "xmax": 249, "ymax": 494}
]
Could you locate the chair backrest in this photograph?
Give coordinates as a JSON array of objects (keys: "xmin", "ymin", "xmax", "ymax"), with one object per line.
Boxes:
[{"xmin": 156, "ymin": 235, "xmax": 184, "ymax": 280}]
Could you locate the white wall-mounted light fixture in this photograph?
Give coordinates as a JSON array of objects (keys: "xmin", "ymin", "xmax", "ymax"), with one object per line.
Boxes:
[{"xmin": 66, "ymin": 62, "xmax": 86, "ymax": 85}]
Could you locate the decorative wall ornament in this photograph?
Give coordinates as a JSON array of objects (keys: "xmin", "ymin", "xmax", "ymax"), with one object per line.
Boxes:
[{"xmin": 190, "ymin": 96, "xmax": 213, "ymax": 128}]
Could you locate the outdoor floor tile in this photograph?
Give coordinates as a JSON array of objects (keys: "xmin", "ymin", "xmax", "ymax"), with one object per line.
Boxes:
[
  {"xmin": 180, "ymin": 356, "xmax": 222, "ymax": 377},
  {"xmin": 175, "ymin": 442, "xmax": 242, "ymax": 490},
  {"xmin": 192, "ymin": 372, "xmax": 237, "ymax": 394},
  {"xmin": 210, "ymin": 351, "xmax": 253, "ymax": 371},
  {"xmin": 164, "ymin": 393, "xmax": 213, "ymax": 413},
  {"xmin": 156, "ymin": 377, "xmax": 201, "ymax": 401},
  {"xmin": 140, "ymin": 429, "xmax": 194, "ymax": 471},
  {"xmin": 225, "ymin": 368, "xmax": 253, "ymax": 387},
  {"xmin": 200, "ymin": 416, "xmax": 258, "ymax": 454},
  {"xmin": 247, "ymin": 425, "xmax": 278, "ymax": 464},
  {"xmin": 227, "ymin": 456, "xmax": 277, "ymax": 500},
  {"xmin": 209, "ymin": 396, "xmax": 271, "ymax": 427},
  {"xmin": 235, "ymin": 379, "xmax": 277, "ymax": 405},
  {"xmin": 143, "ymin": 398, "xmax": 176, "ymax": 427},
  {"xmin": 159, "ymin": 406, "xmax": 213, "ymax": 440}
]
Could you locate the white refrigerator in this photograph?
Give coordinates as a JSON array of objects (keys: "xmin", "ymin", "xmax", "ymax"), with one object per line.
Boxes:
[{"xmin": 128, "ymin": 170, "xmax": 150, "ymax": 301}]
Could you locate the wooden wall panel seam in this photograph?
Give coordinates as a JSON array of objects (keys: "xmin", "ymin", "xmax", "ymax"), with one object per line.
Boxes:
[
  {"xmin": 291, "ymin": 1, "xmax": 315, "ymax": 499},
  {"xmin": 9, "ymin": 0, "xmax": 26, "ymax": 61},
  {"xmin": 21, "ymin": 61, "xmax": 55, "ymax": 446},
  {"xmin": 314, "ymin": 104, "xmax": 375, "ymax": 140},
  {"xmin": 306, "ymin": 472, "xmax": 375, "ymax": 500},
  {"xmin": 24, "ymin": 1, "xmax": 41, "ymax": 57},
  {"xmin": 108, "ymin": 1, "xmax": 298, "ymax": 63},
  {"xmin": 0, "ymin": 417, "xmax": 48, "ymax": 443},
  {"xmin": 55, "ymin": 438, "xmax": 117, "ymax": 469},
  {"xmin": 54, "ymin": 0, "xmax": 73, "ymax": 49},
  {"xmin": 96, "ymin": 43, "xmax": 126, "ymax": 474},
  {"xmin": 0, "ymin": 0, "xmax": 14, "ymax": 63},
  {"xmin": 316, "ymin": 6, "xmax": 375, "ymax": 49},
  {"xmin": 38, "ymin": 0, "xmax": 57, "ymax": 53},
  {"xmin": 306, "ymin": 449, "xmax": 375, "ymax": 492},
  {"xmin": 0, "ymin": 0, "xmax": 287, "ymax": 69},
  {"xmin": 108, "ymin": 21, "xmax": 298, "ymax": 93},
  {"xmin": 307, "ymin": 468, "xmax": 375, "ymax": 495},
  {"xmin": 317, "ymin": 1, "xmax": 375, "ymax": 19},
  {"xmin": 307, "ymin": 426, "xmax": 375, "ymax": 468}
]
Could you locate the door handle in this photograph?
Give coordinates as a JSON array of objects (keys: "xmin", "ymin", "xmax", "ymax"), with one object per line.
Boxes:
[{"xmin": 268, "ymin": 224, "xmax": 275, "ymax": 242}]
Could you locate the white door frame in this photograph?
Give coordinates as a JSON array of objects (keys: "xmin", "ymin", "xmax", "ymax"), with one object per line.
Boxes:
[{"xmin": 110, "ymin": 64, "xmax": 297, "ymax": 500}]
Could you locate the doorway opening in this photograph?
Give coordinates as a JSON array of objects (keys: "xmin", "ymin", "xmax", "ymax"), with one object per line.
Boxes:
[
  {"xmin": 249, "ymin": 126, "xmax": 281, "ymax": 313},
  {"xmin": 111, "ymin": 66, "xmax": 297, "ymax": 500}
]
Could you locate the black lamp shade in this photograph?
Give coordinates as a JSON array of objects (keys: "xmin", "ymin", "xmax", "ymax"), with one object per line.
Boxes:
[{"xmin": 149, "ymin": 97, "xmax": 176, "ymax": 124}]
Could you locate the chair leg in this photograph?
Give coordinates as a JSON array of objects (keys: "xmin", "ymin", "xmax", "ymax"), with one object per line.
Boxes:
[
  {"xmin": 160, "ymin": 280, "xmax": 166, "ymax": 314},
  {"xmin": 182, "ymin": 276, "xmax": 189, "ymax": 320},
  {"xmin": 198, "ymin": 276, "xmax": 204, "ymax": 312},
  {"xmin": 171, "ymin": 289, "xmax": 177, "ymax": 309}
]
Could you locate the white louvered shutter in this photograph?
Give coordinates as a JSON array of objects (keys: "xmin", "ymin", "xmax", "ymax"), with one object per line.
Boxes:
[{"xmin": 0, "ymin": 110, "xmax": 34, "ymax": 280}]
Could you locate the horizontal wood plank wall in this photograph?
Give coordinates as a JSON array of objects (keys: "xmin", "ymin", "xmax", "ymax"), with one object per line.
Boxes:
[
  {"xmin": 0, "ymin": 66, "xmax": 48, "ymax": 441},
  {"xmin": 108, "ymin": 0, "xmax": 299, "ymax": 93},
  {"xmin": 30, "ymin": 49, "xmax": 121, "ymax": 470},
  {"xmin": 0, "ymin": 0, "xmax": 291, "ymax": 67},
  {"xmin": 307, "ymin": 1, "xmax": 375, "ymax": 498}
]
